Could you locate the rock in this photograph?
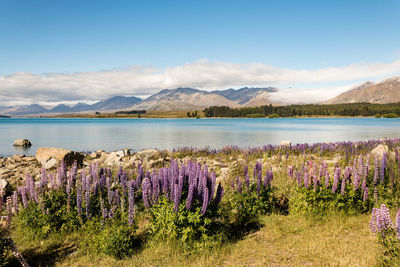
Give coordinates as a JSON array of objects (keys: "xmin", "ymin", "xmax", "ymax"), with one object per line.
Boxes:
[
  {"xmin": 371, "ymin": 144, "xmax": 389, "ymax": 159},
  {"xmin": 122, "ymin": 148, "xmax": 131, "ymax": 157},
  {"xmin": 13, "ymin": 139, "xmax": 32, "ymax": 147},
  {"xmin": 104, "ymin": 151, "xmax": 124, "ymax": 166},
  {"xmin": 44, "ymin": 158, "xmax": 58, "ymax": 169},
  {"xmin": 90, "ymin": 152, "xmax": 98, "ymax": 159},
  {"xmin": 0, "ymin": 178, "xmax": 12, "ymax": 196},
  {"xmin": 280, "ymin": 140, "xmax": 291, "ymax": 146},
  {"xmin": 36, "ymin": 147, "xmax": 85, "ymax": 168},
  {"xmin": 137, "ymin": 149, "xmax": 161, "ymax": 161}
]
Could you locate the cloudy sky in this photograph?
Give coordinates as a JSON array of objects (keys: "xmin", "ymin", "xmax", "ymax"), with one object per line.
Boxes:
[{"xmin": 1, "ymin": 0, "xmax": 400, "ymax": 106}]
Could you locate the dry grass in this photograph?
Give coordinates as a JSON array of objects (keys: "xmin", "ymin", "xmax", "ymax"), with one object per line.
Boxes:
[{"xmin": 43, "ymin": 213, "xmax": 378, "ymax": 267}]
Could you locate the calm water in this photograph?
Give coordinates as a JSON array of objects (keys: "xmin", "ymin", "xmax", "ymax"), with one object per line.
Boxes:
[{"xmin": 1, "ymin": 117, "xmax": 400, "ymax": 157}]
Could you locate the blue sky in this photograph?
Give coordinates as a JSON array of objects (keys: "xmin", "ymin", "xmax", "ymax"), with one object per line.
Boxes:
[{"xmin": 0, "ymin": 0, "xmax": 400, "ymax": 104}]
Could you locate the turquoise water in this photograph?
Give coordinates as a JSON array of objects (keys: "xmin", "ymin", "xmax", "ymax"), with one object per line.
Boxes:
[{"xmin": 1, "ymin": 117, "xmax": 400, "ymax": 156}]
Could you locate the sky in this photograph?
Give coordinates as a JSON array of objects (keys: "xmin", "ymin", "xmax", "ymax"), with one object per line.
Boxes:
[{"xmin": 0, "ymin": 0, "xmax": 400, "ymax": 106}]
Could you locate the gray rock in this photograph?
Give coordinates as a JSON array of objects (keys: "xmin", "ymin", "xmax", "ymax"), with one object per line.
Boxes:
[
  {"xmin": 13, "ymin": 139, "xmax": 32, "ymax": 147},
  {"xmin": 44, "ymin": 158, "xmax": 58, "ymax": 169}
]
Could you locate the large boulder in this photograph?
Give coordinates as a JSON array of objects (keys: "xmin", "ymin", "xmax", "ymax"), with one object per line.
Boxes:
[
  {"xmin": 280, "ymin": 140, "xmax": 291, "ymax": 146},
  {"xmin": 104, "ymin": 151, "xmax": 124, "ymax": 167},
  {"xmin": 36, "ymin": 147, "xmax": 84, "ymax": 168},
  {"xmin": 371, "ymin": 144, "xmax": 389, "ymax": 159},
  {"xmin": 137, "ymin": 149, "xmax": 161, "ymax": 161},
  {"xmin": 0, "ymin": 178, "xmax": 12, "ymax": 196},
  {"xmin": 13, "ymin": 139, "xmax": 32, "ymax": 147}
]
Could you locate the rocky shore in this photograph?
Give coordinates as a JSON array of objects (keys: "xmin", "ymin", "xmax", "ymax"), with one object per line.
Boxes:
[{"xmin": 0, "ymin": 146, "xmax": 234, "ymax": 194}]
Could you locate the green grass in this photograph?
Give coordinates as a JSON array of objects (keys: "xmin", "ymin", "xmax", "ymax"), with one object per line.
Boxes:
[{"xmin": 7, "ymin": 213, "xmax": 378, "ymax": 267}]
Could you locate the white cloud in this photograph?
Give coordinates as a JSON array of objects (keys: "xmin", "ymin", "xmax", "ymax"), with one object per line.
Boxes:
[{"xmin": 1, "ymin": 59, "xmax": 400, "ymax": 105}]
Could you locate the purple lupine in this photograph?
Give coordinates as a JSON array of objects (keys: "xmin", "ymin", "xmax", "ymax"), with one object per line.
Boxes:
[
  {"xmin": 173, "ymin": 183, "xmax": 181, "ymax": 212},
  {"xmin": 66, "ymin": 179, "xmax": 72, "ymax": 211},
  {"xmin": 363, "ymin": 187, "xmax": 368, "ymax": 202},
  {"xmin": 245, "ymin": 172, "xmax": 250, "ymax": 190},
  {"xmin": 85, "ymin": 191, "xmax": 91, "ymax": 219},
  {"xmin": 332, "ymin": 168, "xmax": 339, "ymax": 193},
  {"xmin": 396, "ymin": 209, "xmax": 400, "ymax": 239},
  {"xmin": 236, "ymin": 176, "xmax": 242, "ymax": 194},
  {"xmin": 380, "ymin": 156, "xmax": 385, "ymax": 184},
  {"xmin": 20, "ymin": 187, "xmax": 28, "ymax": 208},
  {"xmin": 341, "ymin": 176, "xmax": 346, "ymax": 195},
  {"xmin": 128, "ymin": 184, "xmax": 135, "ymax": 226},
  {"xmin": 200, "ymin": 187, "xmax": 209, "ymax": 215},
  {"xmin": 288, "ymin": 165, "xmax": 294, "ymax": 179},
  {"xmin": 142, "ymin": 178, "xmax": 151, "ymax": 209},
  {"xmin": 373, "ymin": 157, "xmax": 379, "ymax": 185},
  {"xmin": 186, "ymin": 181, "xmax": 195, "ymax": 208},
  {"xmin": 370, "ymin": 204, "xmax": 393, "ymax": 237},
  {"xmin": 210, "ymin": 172, "xmax": 216, "ymax": 203},
  {"xmin": 6, "ymin": 196, "xmax": 12, "ymax": 228},
  {"xmin": 296, "ymin": 171, "xmax": 302, "ymax": 186},
  {"xmin": 304, "ymin": 173, "xmax": 309, "ymax": 189},
  {"xmin": 102, "ymin": 207, "xmax": 108, "ymax": 221},
  {"xmin": 12, "ymin": 191, "xmax": 19, "ymax": 214},
  {"xmin": 324, "ymin": 171, "xmax": 330, "ymax": 189},
  {"xmin": 77, "ymin": 186, "xmax": 82, "ymax": 217}
]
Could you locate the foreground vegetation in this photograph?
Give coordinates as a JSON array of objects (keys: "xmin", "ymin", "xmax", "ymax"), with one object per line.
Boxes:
[{"xmin": 2, "ymin": 138, "xmax": 400, "ymax": 266}]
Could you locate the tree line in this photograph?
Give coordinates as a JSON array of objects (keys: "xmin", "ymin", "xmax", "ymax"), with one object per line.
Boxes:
[{"xmin": 203, "ymin": 103, "xmax": 400, "ymax": 118}]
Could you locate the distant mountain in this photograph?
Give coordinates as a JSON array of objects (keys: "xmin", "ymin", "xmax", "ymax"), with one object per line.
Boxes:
[
  {"xmin": 325, "ymin": 77, "xmax": 400, "ymax": 104},
  {"xmin": 89, "ymin": 96, "xmax": 142, "ymax": 111},
  {"xmin": 132, "ymin": 87, "xmax": 240, "ymax": 111},
  {"xmin": 1, "ymin": 86, "xmax": 280, "ymax": 114},
  {"xmin": 212, "ymin": 87, "xmax": 278, "ymax": 105},
  {"xmin": 10, "ymin": 104, "xmax": 49, "ymax": 115},
  {"xmin": 2, "ymin": 96, "xmax": 143, "ymax": 115}
]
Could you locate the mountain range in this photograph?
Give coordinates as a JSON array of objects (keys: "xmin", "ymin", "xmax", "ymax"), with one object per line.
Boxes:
[
  {"xmin": 1, "ymin": 76, "xmax": 400, "ymax": 116},
  {"xmin": 0, "ymin": 87, "xmax": 278, "ymax": 116}
]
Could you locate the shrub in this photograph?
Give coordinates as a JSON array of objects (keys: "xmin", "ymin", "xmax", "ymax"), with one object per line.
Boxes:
[
  {"xmin": 80, "ymin": 219, "xmax": 137, "ymax": 259},
  {"xmin": 0, "ymin": 227, "xmax": 9, "ymax": 266},
  {"xmin": 382, "ymin": 113, "xmax": 399, "ymax": 118}
]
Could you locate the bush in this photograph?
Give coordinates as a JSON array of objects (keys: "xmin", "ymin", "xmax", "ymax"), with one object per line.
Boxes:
[
  {"xmin": 289, "ymin": 186, "xmax": 372, "ymax": 218},
  {"xmin": 0, "ymin": 227, "xmax": 9, "ymax": 266},
  {"xmin": 148, "ymin": 197, "xmax": 224, "ymax": 250},
  {"xmin": 14, "ymin": 202, "xmax": 52, "ymax": 240},
  {"xmin": 268, "ymin": 113, "xmax": 280, "ymax": 118},
  {"xmin": 382, "ymin": 113, "xmax": 399, "ymax": 118},
  {"xmin": 80, "ymin": 219, "xmax": 137, "ymax": 259}
]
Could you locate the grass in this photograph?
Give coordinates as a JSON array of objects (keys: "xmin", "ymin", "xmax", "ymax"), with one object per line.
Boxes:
[{"xmin": 7, "ymin": 213, "xmax": 378, "ymax": 267}]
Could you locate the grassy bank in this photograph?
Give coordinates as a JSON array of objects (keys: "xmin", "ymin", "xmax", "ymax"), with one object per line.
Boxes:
[{"xmin": 8, "ymin": 213, "xmax": 377, "ymax": 267}]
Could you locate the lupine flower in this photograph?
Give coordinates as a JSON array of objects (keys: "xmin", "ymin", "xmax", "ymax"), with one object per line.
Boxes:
[
  {"xmin": 200, "ymin": 187, "xmax": 209, "ymax": 215},
  {"xmin": 236, "ymin": 176, "xmax": 242, "ymax": 194},
  {"xmin": 324, "ymin": 171, "xmax": 330, "ymax": 189},
  {"xmin": 6, "ymin": 197, "xmax": 12, "ymax": 228},
  {"xmin": 373, "ymin": 157, "xmax": 379, "ymax": 185},
  {"xmin": 173, "ymin": 183, "xmax": 181, "ymax": 212},
  {"xmin": 288, "ymin": 165, "xmax": 294, "ymax": 179},
  {"xmin": 304, "ymin": 173, "xmax": 309, "ymax": 189},
  {"xmin": 332, "ymin": 168, "xmax": 339, "ymax": 193},
  {"xmin": 128, "ymin": 184, "xmax": 135, "ymax": 226},
  {"xmin": 370, "ymin": 204, "xmax": 393, "ymax": 237},
  {"xmin": 245, "ymin": 172, "xmax": 250, "ymax": 190},
  {"xmin": 142, "ymin": 178, "xmax": 151, "ymax": 209},
  {"xmin": 363, "ymin": 187, "xmax": 368, "ymax": 202},
  {"xmin": 380, "ymin": 157, "xmax": 385, "ymax": 183},
  {"xmin": 210, "ymin": 172, "xmax": 216, "ymax": 203},
  {"xmin": 12, "ymin": 191, "xmax": 19, "ymax": 214},
  {"xmin": 85, "ymin": 191, "xmax": 91, "ymax": 219},
  {"xmin": 396, "ymin": 209, "xmax": 400, "ymax": 239},
  {"xmin": 297, "ymin": 171, "xmax": 302, "ymax": 186},
  {"xmin": 186, "ymin": 183, "xmax": 195, "ymax": 210},
  {"xmin": 341, "ymin": 176, "xmax": 346, "ymax": 195},
  {"xmin": 77, "ymin": 186, "xmax": 82, "ymax": 217}
]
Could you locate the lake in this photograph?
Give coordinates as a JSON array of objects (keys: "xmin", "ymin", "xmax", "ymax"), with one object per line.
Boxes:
[{"xmin": 1, "ymin": 117, "xmax": 400, "ymax": 157}]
